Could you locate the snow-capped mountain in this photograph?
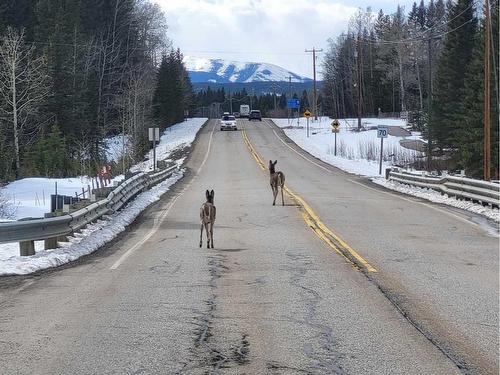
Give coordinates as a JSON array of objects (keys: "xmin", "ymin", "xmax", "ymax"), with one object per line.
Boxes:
[{"xmin": 184, "ymin": 56, "xmax": 311, "ymax": 84}]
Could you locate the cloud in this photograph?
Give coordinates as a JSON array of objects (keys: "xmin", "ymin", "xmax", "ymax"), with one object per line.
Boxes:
[{"xmin": 153, "ymin": 0, "xmax": 358, "ymax": 77}]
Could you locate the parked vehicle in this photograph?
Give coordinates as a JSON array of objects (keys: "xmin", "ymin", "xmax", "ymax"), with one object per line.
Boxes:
[
  {"xmin": 249, "ymin": 110, "xmax": 262, "ymax": 121},
  {"xmin": 220, "ymin": 115, "xmax": 237, "ymax": 131},
  {"xmin": 240, "ymin": 105, "xmax": 250, "ymax": 118}
]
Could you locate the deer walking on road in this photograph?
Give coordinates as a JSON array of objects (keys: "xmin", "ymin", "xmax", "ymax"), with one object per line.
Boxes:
[
  {"xmin": 200, "ymin": 190, "xmax": 216, "ymax": 248},
  {"xmin": 269, "ymin": 160, "xmax": 285, "ymax": 206}
]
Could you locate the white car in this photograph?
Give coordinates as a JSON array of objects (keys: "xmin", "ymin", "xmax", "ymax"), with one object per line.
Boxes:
[{"xmin": 220, "ymin": 115, "xmax": 237, "ymax": 131}]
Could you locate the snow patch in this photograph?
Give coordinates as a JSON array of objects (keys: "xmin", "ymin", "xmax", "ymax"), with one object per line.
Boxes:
[
  {"xmin": 0, "ymin": 170, "xmax": 184, "ymax": 275},
  {"xmin": 373, "ymin": 178, "xmax": 500, "ymax": 224},
  {"xmin": 272, "ymin": 117, "xmax": 419, "ymax": 177},
  {"xmin": 272, "ymin": 117, "xmax": 498, "ymax": 223},
  {"xmin": 0, "ymin": 118, "xmax": 208, "ymax": 274}
]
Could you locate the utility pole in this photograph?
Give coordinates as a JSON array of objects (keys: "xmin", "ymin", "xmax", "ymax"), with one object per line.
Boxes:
[
  {"xmin": 484, "ymin": 0, "xmax": 491, "ymax": 181},
  {"xmin": 305, "ymin": 47, "xmax": 323, "ymax": 120},
  {"xmin": 427, "ymin": 37, "xmax": 433, "ymax": 172},
  {"xmin": 355, "ymin": 35, "xmax": 363, "ymax": 130},
  {"xmin": 230, "ymin": 91, "xmax": 233, "ymax": 114},
  {"xmin": 287, "ymin": 76, "xmax": 292, "ymax": 124}
]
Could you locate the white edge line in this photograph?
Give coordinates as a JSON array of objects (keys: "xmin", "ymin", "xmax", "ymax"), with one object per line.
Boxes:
[{"xmin": 110, "ymin": 121, "xmax": 216, "ymax": 270}]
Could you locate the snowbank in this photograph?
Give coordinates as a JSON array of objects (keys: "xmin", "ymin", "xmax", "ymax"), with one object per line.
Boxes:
[
  {"xmin": 1, "ymin": 118, "xmax": 207, "ymax": 221},
  {"xmin": 0, "ymin": 170, "xmax": 183, "ymax": 275},
  {"xmin": 271, "ymin": 117, "xmax": 498, "ymax": 223},
  {"xmin": 374, "ymin": 178, "xmax": 500, "ymax": 224},
  {"xmin": 0, "ymin": 118, "xmax": 207, "ymax": 273},
  {"xmin": 271, "ymin": 117, "xmax": 421, "ymax": 177}
]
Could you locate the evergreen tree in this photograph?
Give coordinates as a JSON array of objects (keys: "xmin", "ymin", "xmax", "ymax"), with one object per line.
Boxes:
[
  {"xmin": 153, "ymin": 50, "xmax": 194, "ymax": 128},
  {"xmin": 429, "ymin": 0, "xmax": 477, "ymax": 154},
  {"xmin": 454, "ymin": 3, "xmax": 499, "ymax": 177}
]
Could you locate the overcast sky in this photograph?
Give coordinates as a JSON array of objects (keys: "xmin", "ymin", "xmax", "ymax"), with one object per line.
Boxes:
[{"xmin": 153, "ymin": 0, "xmax": 414, "ymax": 78}]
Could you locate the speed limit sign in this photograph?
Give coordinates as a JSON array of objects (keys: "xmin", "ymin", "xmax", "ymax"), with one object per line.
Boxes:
[{"xmin": 377, "ymin": 126, "xmax": 388, "ymax": 138}]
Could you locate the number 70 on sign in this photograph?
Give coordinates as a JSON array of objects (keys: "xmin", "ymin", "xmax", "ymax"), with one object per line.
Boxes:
[{"xmin": 377, "ymin": 126, "xmax": 388, "ymax": 138}]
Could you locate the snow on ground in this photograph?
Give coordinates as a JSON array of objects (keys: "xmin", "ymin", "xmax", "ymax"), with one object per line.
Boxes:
[
  {"xmin": 0, "ymin": 118, "xmax": 207, "ymax": 221},
  {"xmin": 374, "ymin": 178, "xmax": 500, "ymax": 224},
  {"xmin": 1, "ymin": 176, "xmax": 97, "ymax": 220},
  {"xmin": 0, "ymin": 170, "xmax": 184, "ymax": 275},
  {"xmin": 0, "ymin": 118, "xmax": 207, "ymax": 273},
  {"xmin": 272, "ymin": 117, "xmax": 421, "ymax": 177},
  {"xmin": 131, "ymin": 117, "xmax": 207, "ymax": 172},
  {"xmin": 271, "ymin": 116, "xmax": 499, "ymax": 223}
]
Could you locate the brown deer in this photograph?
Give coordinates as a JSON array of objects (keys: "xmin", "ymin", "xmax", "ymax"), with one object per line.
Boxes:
[
  {"xmin": 269, "ymin": 160, "xmax": 285, "ymax": 206},
  {"xmin": 200, "ymin": 190, "xmax": 216, "ymax": 248}
]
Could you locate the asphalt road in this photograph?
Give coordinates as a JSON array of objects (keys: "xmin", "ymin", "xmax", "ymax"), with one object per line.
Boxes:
[{"xmin": 0, "ymin": 119, "xmax": 497, "ymax": 374}]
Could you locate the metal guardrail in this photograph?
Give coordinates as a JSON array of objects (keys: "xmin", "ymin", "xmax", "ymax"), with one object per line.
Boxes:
[
  {"xmin": 0, "ymin": 165, "xmax": 178, "ymax": 253},
  {"xmin": 387, "ymin": 168, "xmax": 500, "ymax": 207}
]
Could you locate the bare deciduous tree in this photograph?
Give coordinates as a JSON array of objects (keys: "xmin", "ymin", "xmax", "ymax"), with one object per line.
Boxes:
[{"xmin": 0, "ymin": 27, "xmax": 49, "ymax": 177}]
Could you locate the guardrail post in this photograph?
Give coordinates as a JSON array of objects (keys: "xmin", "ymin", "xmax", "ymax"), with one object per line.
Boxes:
[
  {"xmin": 57, "ymin": 235, "xmax": 68, "ymax": 242},
  {"xmin": 385, "ymin": 168, "xmax": 392, "ymax": 180},
  {"xmin": 20, "ymin": 240, "xmax": 35, "ymax": 256},
  {"xmin": 44, "ymin": 237, "xmax": 58, "ymax": 250}
]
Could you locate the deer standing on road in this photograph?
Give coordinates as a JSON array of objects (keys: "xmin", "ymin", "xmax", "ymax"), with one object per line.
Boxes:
[
  {"xmin": 200, "ymin": 189, "xmax": 216, "ymax": 248},
  {"xmin": 269, "ymin": 160, "xmax": 285, "ymax": 206}
]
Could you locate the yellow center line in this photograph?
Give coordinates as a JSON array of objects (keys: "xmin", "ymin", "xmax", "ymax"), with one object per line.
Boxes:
[{"xmin": 241, "ymin": 125, "xmax": 377, "ymax": 273}]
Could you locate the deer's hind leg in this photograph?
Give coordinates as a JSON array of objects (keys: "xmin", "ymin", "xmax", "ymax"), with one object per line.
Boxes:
[
  {"xmin": 281, "ymin": 185, "xmax": 284, "ymax": 206},
  {"xmin": 271, "ymin": 185, "xmax": 277, "ymax": 206},
  {"xmin": 204, "ymin": 223, "xmax": 210, "ymax": 248},
  {"xmin": 209, "ymin": 222, "xmax": 214, "ymax": 249},
  {"xmin": 199, "ymin": 223, "xmax": 204, "ymax": 248}
]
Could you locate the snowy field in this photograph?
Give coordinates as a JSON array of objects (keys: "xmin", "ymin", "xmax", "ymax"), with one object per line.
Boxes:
[
  {"xmin": 272, "ymin": 117, "xmax": 422, "ymax": 177},
  {"xmin": 271, "ymin": 117, "xmax": 499, "ymax": 223},
  {"xmin": 0, "ymin": 118, "xmax": 207, "ymax": 274}
]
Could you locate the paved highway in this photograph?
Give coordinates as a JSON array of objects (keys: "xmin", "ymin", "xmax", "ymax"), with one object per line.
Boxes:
[{"xmin": 0, "ymin": 119, "xmax": 497, "ymax": 374}]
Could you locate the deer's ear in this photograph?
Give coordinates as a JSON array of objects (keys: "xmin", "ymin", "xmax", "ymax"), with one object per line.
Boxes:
[
  {"xmin": 210, "ymin": 190, "xmax": 214, "ymax": 198},
  {"xmin": 206, "ymin": 190, "xmax": 210, "ymax": 199},
  {"xmin": 273, "ymin": 160, "xmax": 277, "ymax": 165},
  {"xmin": 269, "ymin": 160, "xmax": 272, "ymax": 164}
]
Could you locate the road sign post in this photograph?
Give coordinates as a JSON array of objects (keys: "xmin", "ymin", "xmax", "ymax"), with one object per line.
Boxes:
[
  {"xmin": 334, "ymin": 132, "xmax": 337, "ymax": 156},
  {"xmin": 149, "ymin": 127, "xmax": 160, "ymax": 171},
  {"xmin": 287, "ymin": 99, "xmax": 300, "ymax": 126},
  {"xmin": 377, "ymin": 126, "xmax": 388, "ymax": 175},
  {"xmin": 304, "ymin": 110, "xmax": 311, "ymax": 137},
  {"xmin": 331, "ymin": 119, "xmax": 340, "ymax": 156}
]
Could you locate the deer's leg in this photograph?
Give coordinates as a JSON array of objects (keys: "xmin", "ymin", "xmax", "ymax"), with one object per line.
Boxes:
[
  {"xmin": 210, "ymin": 222, "xmax": 214, "ymax": 249},
  {"xmin": 272, "ymin": 185, "xmax": 277, "ymax": 205},
  {"xmin": 199, "ymin": 223, "xmax": 203, "ymax": 248},
  {"xmin": 281, "ymin": 185, "xmax": 284, "ymax": 206},
  {"xmin": 205, "ymin": 223, "xmax": 210, "ymax": 248}
]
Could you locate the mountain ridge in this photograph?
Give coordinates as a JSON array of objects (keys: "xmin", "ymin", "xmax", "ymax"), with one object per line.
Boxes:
[{"xmin": 184, "ymin": 56, "xmax": 312, "ymax": 84}]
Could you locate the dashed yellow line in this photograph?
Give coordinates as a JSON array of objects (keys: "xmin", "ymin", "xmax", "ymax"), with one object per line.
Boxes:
[{"xmin": 241, "ymin": 126, "xmax": 377, "ymax": 273}]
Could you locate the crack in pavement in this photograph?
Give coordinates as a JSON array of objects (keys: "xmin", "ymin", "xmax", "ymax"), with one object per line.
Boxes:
[
  {"xmin": 179, "ymin": 253, "xmax": 251, "ymax": 374},
  {"xmin": 285, "ymin": 251, "xmax": 347, "ymax": 375}
]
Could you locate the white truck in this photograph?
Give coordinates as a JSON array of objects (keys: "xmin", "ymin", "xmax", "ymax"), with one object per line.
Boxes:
[{"xmin": 239, "ymin": 105, "xmax": 250, "ymax": 118}]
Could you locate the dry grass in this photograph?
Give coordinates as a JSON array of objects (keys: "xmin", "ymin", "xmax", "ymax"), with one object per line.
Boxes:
[
  {"xmin": 0, "ymin": 190, "xmax": 16, "ymax": 219},
  {"xmin": 326, "ymin": 139, "xmax": 422, "ymax": 167}
]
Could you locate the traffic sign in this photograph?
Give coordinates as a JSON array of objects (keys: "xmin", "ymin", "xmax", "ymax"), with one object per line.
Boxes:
[
  {"xmin": 287, "ymin": 99, "xmax": 300, "ymax": 109},
  {"xmin": 149, "ymin": 127, "xmax": 160, "ymax": 142},
  {"xmin": 304, "ymin": 110, "xmax": 311, "ymax": 118},
  {"xmin": 377, "ymin": 126, "xmax": 388, "ymax": 138},
  {"xmin": 331, "ymin": 119, "xmax": 340, "ymax": 133}
]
